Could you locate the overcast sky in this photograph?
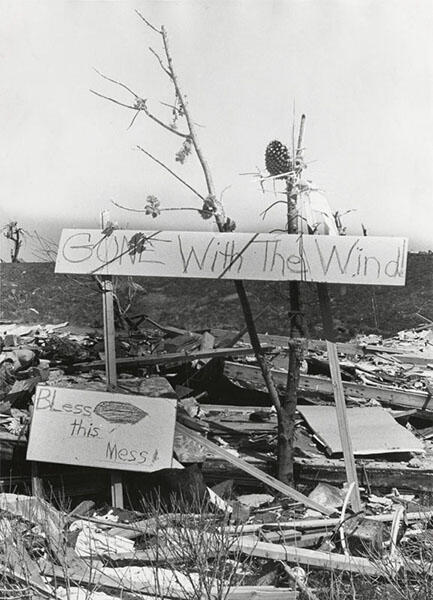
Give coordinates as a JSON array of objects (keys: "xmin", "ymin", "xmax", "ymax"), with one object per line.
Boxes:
[{"xmin": 0, "ymin": 0, "xmax": 432, "ymax": 261}]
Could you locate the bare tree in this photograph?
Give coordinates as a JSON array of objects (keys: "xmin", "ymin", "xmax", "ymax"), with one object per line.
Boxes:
[
  {"xmin": 92, "ymin": 14, "xmax": 303, "ymax": 482},
  {"xmin": 3, "ymin": 221, "xmax": 24, "ymax": 263}
]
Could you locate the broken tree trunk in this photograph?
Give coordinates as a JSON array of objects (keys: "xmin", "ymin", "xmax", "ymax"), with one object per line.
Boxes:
[{"xmin": 279, "ymin": 114, "xmax": 306, "ymax": 484}]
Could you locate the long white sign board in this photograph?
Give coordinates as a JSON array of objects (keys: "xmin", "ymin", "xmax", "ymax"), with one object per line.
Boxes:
[
  {"xmin": 55, "ymin": 229, "xmax": 408, "ymax": 286},
  {"xmin": 27, "ymin": 386, "xmax": 177, "ymax": 472}
]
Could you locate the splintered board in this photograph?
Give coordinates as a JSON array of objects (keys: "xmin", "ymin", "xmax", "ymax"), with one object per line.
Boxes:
[
  {"xmin": 297, "ymin": 405, "xmax": 423, "ymax": 456},
  {"xmin": 27, "ymin": 386, "xmax": 177, "ymax": 471},
  {"xmin": 55, "ymin": 230, "xmax": 408, "ymax": 286}
]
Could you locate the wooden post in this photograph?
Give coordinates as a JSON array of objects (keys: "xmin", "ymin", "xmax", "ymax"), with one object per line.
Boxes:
[
  {"xmin": 31, "ymin": 462, "xmax": 44, "ymax": 498},
  {"xmin": 317, "ymin": 283, "xmax": 362, "ymax": 512},
  {"xmin": 102, "ymin": 275, "xmax": 118, "ymax": 391},
  {"xmin": 101, "ymin": 211, "xmax": 124, "ymax": 508}
]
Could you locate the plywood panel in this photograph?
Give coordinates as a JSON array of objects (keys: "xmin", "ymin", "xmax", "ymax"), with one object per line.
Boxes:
[{"xmin": 297, "ymin": 405, "xmax": 423, "ymax": 456}]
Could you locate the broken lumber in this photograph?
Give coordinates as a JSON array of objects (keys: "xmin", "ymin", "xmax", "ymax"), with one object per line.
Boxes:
[
  {"xmin": 279, "ymin": 561, "xmax": 320, "ymax": 600},
  {"xmin": 295, "ymin": 457, "xmax": 433, "ymax": 493},
  {"xmin": 225, "ymin": 361, "xmax": 433, "ymax": 413},
  {"xmin": 227, "ymin": 587, "xmax": 298, "ymax": 599},
  {"xmin": 224, "ymin": 509, "xmax": 433, "ymax": 535},
  {"xmin": 0, "ymin": 493, "xmax": 68, "ymax": 563},
  {"xmin": 42, "ymin": 561, "xmax": 198, "ymax": 598},
  {"xmin": 236, "ymin": 536, "xmax": 378, "ymax": 575},
  {"xmin": 204, "ymin": 453, "xmax": 433, "ymax": 494},
  {"xmin": 212, "ymin": 329, "xmax": 433, "ymax": 365},
  {"xmin": 43, "ymin": 560, "xmax": 297, "ymax": 599},
  {"xmin": 176, "ymin": 423, "xmax": 335, "ymax": 516},
  {"xmin": 71, "ymin": 345, "xmax": 274, "ymax": 372}
]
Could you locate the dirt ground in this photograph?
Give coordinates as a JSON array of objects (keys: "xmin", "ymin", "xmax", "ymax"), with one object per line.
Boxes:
[{"xmin": 1, "ymin": 252, "xmax": 432, "ymax": 338}]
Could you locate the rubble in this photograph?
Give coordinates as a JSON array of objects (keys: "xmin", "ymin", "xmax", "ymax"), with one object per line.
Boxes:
[{"xmin": 0, "ymin": 320, "xmax": 433, "ymax": 597}]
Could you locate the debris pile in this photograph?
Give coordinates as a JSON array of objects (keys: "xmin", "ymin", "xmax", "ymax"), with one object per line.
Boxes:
[
  {"xmin": 1, "ymin": 487, "xmax": 433, "ymax": 599},
  {"xmin": 1, "ymin": 319, "xmax": 433, "ymax": 597}
]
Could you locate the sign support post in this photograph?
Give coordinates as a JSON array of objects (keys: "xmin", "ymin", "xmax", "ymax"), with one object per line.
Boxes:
[
  {"xmin": 292, "ymin": 117, "xmax": 361, "ymax": 511},
  {"xmin": 101, "ymin": 211, "xmax": 124, "ymax": 508},
  {"xmin": 317, "ymin": 282, "xmax": 362, "ymax": 512},
  {"xmin": 31, "ymin": 461, "xmax": 44, "ymax": 498}
]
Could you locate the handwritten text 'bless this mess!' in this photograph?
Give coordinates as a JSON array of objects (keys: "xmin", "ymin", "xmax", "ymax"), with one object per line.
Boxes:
[{"xmin": 34, "ymin": 387, "xmax": 157, "ymax": 467}]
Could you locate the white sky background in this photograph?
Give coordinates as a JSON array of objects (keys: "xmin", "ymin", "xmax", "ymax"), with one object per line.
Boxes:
[{"xmin": 0, "ymin": 0, "xmax": 432, "ymax": 261}]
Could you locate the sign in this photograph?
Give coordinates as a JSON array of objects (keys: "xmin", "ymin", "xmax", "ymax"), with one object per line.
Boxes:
[
  {"xmin": 27, "ymin": 386, "xmax": 177, "ymax": 472},
  {"xmin": 55, "ymin": 229, "xmax": 408, "ymax": 286}
]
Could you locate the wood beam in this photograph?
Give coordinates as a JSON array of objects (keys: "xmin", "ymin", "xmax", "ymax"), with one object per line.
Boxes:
[{"xmin": 225, "ymin": 361, "xmax": 432, "ymax": 412}]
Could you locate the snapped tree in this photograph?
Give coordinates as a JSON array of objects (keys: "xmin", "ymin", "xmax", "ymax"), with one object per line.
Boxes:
[{"xmin": 262, "ymin": 118, "xmax": 307, "ymax": 484}]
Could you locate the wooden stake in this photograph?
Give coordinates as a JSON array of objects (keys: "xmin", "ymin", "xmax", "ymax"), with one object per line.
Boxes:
[
  {"xmin": 102, "ymin": 274, "xmax": 118, "ymax": 391},
  {"xmin": 31, "ymin": 462, "xmax": 44, "ymax": 498},
  {"xmin": 317, "ymin": 283, "xmax": 362, "ymax": 512},
  {"xmin": 101, "ymin": 211, "xmax": 124, "ymax": 508}
]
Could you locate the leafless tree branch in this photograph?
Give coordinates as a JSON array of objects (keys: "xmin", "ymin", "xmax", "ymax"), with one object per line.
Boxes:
[
  {"xmin": 127, "ymin": 110, "xmax": 141, "ymax": 130},
  {"xmin": 111, "ymin": 199, "xmax": 211, "ymax": 216},
  {"xmin": 135, "ymin": 9, "xmax": 162, "ymax": 34},
  {"xmin": 92, "ymin": 70, "xmax": 189, "ymax": 137},
  {"xmin": 90, "ymin": 89, "xmax": 137, "ymax": 110},
  {"xmin": 260, "ymin": 200, "xmax": 287, "ymax": 220},
  {"xmin": 144, "ymin": 106, "xmax": 189, "ymax": 137},
  {"xmin": 94, "ymin": 68, "xmax": 139, "ymax": 98},
  {"xmin": 149, "ymin": 46, "xmax": 171, "ymax": 77},
  {"xmin": 159, "ymin": 26, "xmax": 221, "ymax": 214}
]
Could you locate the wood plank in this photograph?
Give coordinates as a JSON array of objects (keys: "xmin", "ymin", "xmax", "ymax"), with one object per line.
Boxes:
[
  {"xmin": 30, "ymin": 462, "xmax": 44, "ymax": 499},
  {"xmin": 42, "ymin": 560, "xmax": 191, "ymax": 598},
  {"xmin": 203, "ymin": 454, "xmax": 433, "ymax": 494},
  {"xmin": 236, "ymin": 536, "xmax": 378, "ymax": 575},
  {"xmin": 212, "ymin": 329, "xmax": 433, "ymax": 365},
  {"xmin": 72, "ymin": 345, "xmax": 274, "ymax": 372},
  {"xmin": 315, "ymin": 279, "xmax": 362, "ymax": 511},
  {"xmin": 225, "ymin": 361, "xmax": 433, "ymax": 412},
  {"xmin": 262, "ymin": 530, "xmax": 328, "ymax": 548},
  {"xmin": 227, "ymin": 587, "xmax": 298, "ymax": 599},
  {"xmin": 176, "ymin": 423, "xmax": 334, "ymax": 516},
  {"xmin": 100, "ymin": 211, "xmax": 123, "ymax": 508},
  {"xmin": 43, "ymin": 560, "xmax": 297, "ymax": 599},
  {"xmin": 205, "ymin": 418, "xmax": 277, "ymax": 434},
  {"xmin": 224, "ymin": 510, "xmax": 433, "ymax": 534},
  {"xmin": 55, "ymin": 229, "xmax": 408, "ymax": 285},
  {"xmin": 295, "ymin": 457, "xmax": 433, "ymax": 493},
  {"xmin": 325, "ymin": 339, "xmax": 361, "ymax": 511}
]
